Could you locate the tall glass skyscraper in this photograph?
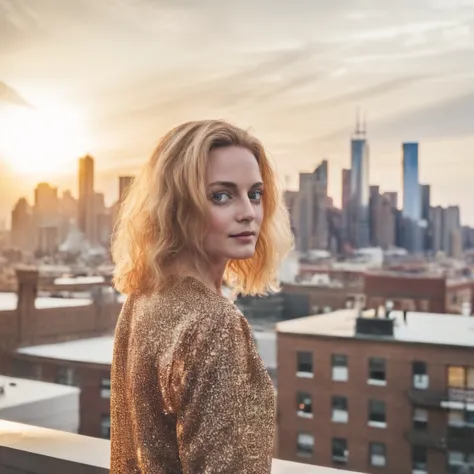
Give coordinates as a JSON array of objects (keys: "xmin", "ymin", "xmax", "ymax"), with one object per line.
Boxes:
[
  {"xmin": 349, "ymin": 135, "xmax": 370, "ymax": 248},
  {"xmin": 402, "ymin": 143, "xmax": 422, "ymax": 253}
]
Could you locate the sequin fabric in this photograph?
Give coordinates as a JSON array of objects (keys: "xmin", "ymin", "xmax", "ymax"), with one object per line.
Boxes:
[{"xmin": 110, "ymin": 276, "xmax": 275, "ymax": 473}]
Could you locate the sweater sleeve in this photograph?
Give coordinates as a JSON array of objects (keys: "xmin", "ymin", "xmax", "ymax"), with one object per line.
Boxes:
[{"xmin": 170, "ymin": 310, "xmax": 275, "ymax": 474}]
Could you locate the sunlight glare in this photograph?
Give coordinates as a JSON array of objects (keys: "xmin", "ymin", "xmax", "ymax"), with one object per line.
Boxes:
[{"xmin": 0, "ymin": 103, "xmax": 88, "ymax": 177}]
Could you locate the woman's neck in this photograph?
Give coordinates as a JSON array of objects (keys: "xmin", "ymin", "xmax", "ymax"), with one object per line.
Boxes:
[{"xmin": 172, "ymin": 257, "xmax": 227, "ymax": 296}]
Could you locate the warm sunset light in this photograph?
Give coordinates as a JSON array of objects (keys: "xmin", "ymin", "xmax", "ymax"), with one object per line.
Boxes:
[{"xmin": 0, "ymin": 103, "xmax": 88, "ymax": 177}]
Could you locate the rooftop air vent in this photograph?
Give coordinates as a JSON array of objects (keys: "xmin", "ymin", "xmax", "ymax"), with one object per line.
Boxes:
[{"xmin": 356, "ymin": 316, "xmax": 395, "ymax": 337}]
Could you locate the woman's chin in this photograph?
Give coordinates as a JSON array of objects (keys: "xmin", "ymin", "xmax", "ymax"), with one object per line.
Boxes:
[{"xmin": 228, "ymin": 248, "xmax": 256, "ymax": 260}]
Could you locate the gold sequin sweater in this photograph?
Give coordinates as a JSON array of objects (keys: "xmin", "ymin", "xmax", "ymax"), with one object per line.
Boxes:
[{"xmin": 110, "ymin": 276, "xmax": 275, "ymax": 473}]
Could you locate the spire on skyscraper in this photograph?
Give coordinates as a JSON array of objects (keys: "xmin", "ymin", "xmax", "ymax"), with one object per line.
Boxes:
[{"xmin": 354, "ymin": 106, "xmax": 366, "ymax": 138}]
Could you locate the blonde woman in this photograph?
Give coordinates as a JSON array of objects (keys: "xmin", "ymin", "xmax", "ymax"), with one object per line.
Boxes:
[{"xmin": 110, "ymin": 120, "xmax": 293, "ymax": 473}]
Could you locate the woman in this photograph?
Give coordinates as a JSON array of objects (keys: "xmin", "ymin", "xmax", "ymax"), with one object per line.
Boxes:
[{"xmin": 110, "ymin": 119, "xmax": 293, "ymax": 473}]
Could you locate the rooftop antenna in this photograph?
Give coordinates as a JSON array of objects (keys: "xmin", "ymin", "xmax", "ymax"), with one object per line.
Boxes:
[
  {"xmin": 355, "ymin": 106, "xmax": 361, "ymax": 136},
  {"xmin": 362, "ymin": 111, "xmax": 367, "ymax": 136}
]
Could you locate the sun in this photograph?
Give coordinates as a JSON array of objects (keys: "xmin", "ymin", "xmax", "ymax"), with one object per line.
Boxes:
[{"xmin": 0, "ymin": 102, "xmax": 88, "ymax": 177}]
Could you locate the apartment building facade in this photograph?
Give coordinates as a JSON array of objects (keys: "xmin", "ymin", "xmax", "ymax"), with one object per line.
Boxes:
[{"xmin": 276, "ymin": 309, "xmax": 474, "ymax": 474}]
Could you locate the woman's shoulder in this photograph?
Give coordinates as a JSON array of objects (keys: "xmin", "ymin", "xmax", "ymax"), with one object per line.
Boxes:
[{"xmin": 125, "ymin": 276, "xmax": 245, "ymax": 331}]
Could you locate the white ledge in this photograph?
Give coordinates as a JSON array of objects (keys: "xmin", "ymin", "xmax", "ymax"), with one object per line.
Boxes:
[{"xmin": 0, "ymin": 420, "xmax": 362, "ymax": 474}]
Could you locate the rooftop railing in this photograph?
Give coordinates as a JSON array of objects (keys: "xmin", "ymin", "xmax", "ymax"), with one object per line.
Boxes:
[{"xmin": 0, "ymin": 420, "xmax": 361, "ymax": 474}]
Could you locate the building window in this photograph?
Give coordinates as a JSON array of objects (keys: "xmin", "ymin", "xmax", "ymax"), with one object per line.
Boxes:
[
  {"xmin": 332, "ymin": 438, "xmax": 348, "ymax": 465},
  {"xmin": 448, "ymin": 366, "xmax": 474, "ymax": 388},
  {"xmin": 412, "ymin": 446, "xmax": 427, "ymax": 473},
  {"xmin": 100, "ymin": 414, "xmax": 110, "ymax": 439},
  {"xmin": 56, "ymin": 367, "xmax": 74, "ymax": 386},
  {"xmin": 447, "ymin": 451, "xmax": 474, "ymax": 474},
  {"xmin": 296, "ymin": 432, "xmax": 314, "ymax": 456},
  {"xmin": 297, "ymin": 392, "xmax": 313, "ymax": 418},
  {"xmin": 332, "ymin": 396, "xmax": 348, "ymax": 423},
  {"xmin": 368, "ymin": 400, "xmax": 386, "ymax": 428},
  {"xmin": 100, "ymin": 377, "xmax": 111, "ymax": 399},
  {"xmin": 448, "ymin": 409, "xmax": 474, "ymax": 428},
  {"xmin": 369, "ymin": 442, "xmax": 386, "ymax": 467},
  {"xmin": 368, "ymin": 357, "xmax": 386, "ymax": 385},
  {"xmin": 448, "ymin": 366, "xmax": 465, "ymax": 388},
  {"xmin": 413, "ymin": 408, "xmax": 428, "ymax": 430},
  {"xmin": 412, "ymin": 361, "xmax": 429, "ymax": 389},
  {"xmin": 332, "ymin": 354, "xmax": 348, "ymax": 382},
  {"xmin": 296, "ymin": 351, "xmax": 313, "ymax": 378}
]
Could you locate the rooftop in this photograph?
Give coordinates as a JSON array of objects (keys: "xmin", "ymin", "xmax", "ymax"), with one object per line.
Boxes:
[
  {"xmin": 0, "ymin": 376, "xmax": 79, "ymax": 411},
  {"xmin": 53, "ymin": 276, "xmax": 106, "ymax": 285},
  {"xmin": 17, "ymin": 336, "xmax": 115, "ymax": 365},
  {"xmin": 0, "ymin": 292, "xmax": 92, "ymax": 311},
  {"xmin": 0, "ymin": 420, "xmax": 360, "ymax": 474},
  {"xmin": 276, "ymin": 308, "xmax": 474, "ymax": 348},
  {"xmin": 16, "ymin": 328, "xmax": 277, "ymax": 368}
]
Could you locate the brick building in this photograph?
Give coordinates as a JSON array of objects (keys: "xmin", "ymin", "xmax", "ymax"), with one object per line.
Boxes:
[
  {"xmin": 276, "ymin": 308, "xmax": 474, "ymax": 474},
  {"xmin": 0, "ymin": 267, "xmax": 122, "ymax": 438},
  {"xmin": 364, "ymin": 272, "xmax": 474, "ymax": 315}
]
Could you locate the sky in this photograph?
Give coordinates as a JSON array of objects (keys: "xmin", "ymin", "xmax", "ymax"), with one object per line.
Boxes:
[{"xmin": 1, "ymin": 0, "xmax": 474, "ymax": 225}]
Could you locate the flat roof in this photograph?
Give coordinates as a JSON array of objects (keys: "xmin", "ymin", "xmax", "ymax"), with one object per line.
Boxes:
[
  {"xmin": 0, "ymin": 376, "xmax": 79, "ymax": 410},
  {"xmin": 17, "ymin": 336, "xmax": 114, "ymax": 365},
  {"xmin": 276, "ymin": 309, "xmax": 474, "ymax": 348},
  {"xmin": 0, "ymin": 292, "xmax": 92, "ymax": 311},
  {"xmin": 16, "ymin": 328, "xmax": 277, "ymax": 368},
  {"xmin": 54, "ymin": 276, "xmax": 105, "ymax": 285}
]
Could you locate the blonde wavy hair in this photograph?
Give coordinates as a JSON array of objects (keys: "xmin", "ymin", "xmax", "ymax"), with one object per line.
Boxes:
[{"xmin": 111, "ymin": 119, "xmax": 293, "ymax": 296}]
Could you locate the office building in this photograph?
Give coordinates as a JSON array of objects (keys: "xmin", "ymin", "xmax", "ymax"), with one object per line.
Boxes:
[
  {"xmin": 118, "ymin": 176, "xmax": 134, "ymax": 204},
  {"xmin": 348, "ymin": 118, "xmax": 370, "ymax": 249},
  {"xmin": 402, "ymin": 143, "xmax": 422, "ymax": 253},
  {"xmin": 297, "ymin": 160, "xmax": 329, "ymax": 252},
  {"xmin": 77, "ymin": 155, "xmax": 96, "ymax": 244}
]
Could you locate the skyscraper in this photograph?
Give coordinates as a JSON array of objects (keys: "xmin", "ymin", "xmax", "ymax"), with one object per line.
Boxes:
[
  {"xmin": 402, "ymin": 143, "xmax": 422, "ymax": 253},
  {"xmin": 296, "ymin": 160, "xmax": 329, "ymax": 252},
  {"xmin": 348, "ymin": 115, "xmax": 370, "ymax": 248},
  {"xmin": 119, "ymin": 176, "xmax": 134, "ymax": 204},
  {"xmin": 421, "ymin": 184, "xmax": 431, "ymax": 252},
  {"xmin": 78, "ymin": 155, "xmax": 96, "ymax": 244}
]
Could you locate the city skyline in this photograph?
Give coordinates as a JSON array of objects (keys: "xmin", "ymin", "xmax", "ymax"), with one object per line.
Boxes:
[{"xmin": 1, "ymin": 0, "xmax": 474, "ymax": 224}]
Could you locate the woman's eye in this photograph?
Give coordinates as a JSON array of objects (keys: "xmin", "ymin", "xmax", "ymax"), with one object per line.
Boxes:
[
  {"xmin": 249, "ymin": 190, "xmax": 263, "ymax": 201},
  {"xmin": 212, "ymin": 192, "xmax": 231, "ymax": 203}
]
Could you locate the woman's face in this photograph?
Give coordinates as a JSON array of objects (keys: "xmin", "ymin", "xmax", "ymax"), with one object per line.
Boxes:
[{"xmin": 204, "ymin": 145, "xmax": 264, "ymax": 263}]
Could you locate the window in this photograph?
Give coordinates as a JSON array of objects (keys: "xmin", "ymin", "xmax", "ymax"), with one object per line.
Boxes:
[
  {"xmin": 449, "ymin": 409, "xmax": 474, "ymax": 427},
  {"xmin": 332, "ymin": 438, "xmax": 348, "ymax": 464},
  {"xmin": 296, "ymin": 432, "xmax": 314, "ymax": 456},
  {"xmin": 100, "ymin": 377, "xmax": 111, "ymax": 399},
  {"xmin": 413, "ymin": 408, "xmax": 428, "ymax": 430},
  {"xmin": 368, "ymin": 400, "xmax": 386, "ymax": 428},
  {"xmin": 332, "ymin": 396, "xmax": 348, "ymax": 423},
  {"xmin": 448, "ymin": 366, "xmax": 474, "ymax": 388},
  {"xmin": 297, "ymin": 351, "xmax": 313, "ymax": 378},
  {"xmin": 369, "ymin": 442, "xmax": 386, "ymax": 467},
  {"xmin": 447, "ymin": 451, "xmax": 474, "ymax": 474},
  {"xmin": 448, "ymin": 366, "xmax": 465, "ymax": 388},
  {"xmin": 332, "ymin": 354, "xmax": 348, "ymax": 382},
  {"xmin": 412, "ymin": 361, "xmax": 429, "ymax": 389},
  {"xmin": 297, "ymin": 392, "xmax": 313, "ymax": 418},
  {"xmin": 412, "ymin": 446, "xmax": 427, "ymax": 473},
  {"xmin": 100, "ymin": 414, "xmax": 110, "ymax": 439},
  {"xmin": 368, "ymin": 357, "xmax": 386, "ymax": 385},
  {"xmin": 56, "ymin": 367, "xmax": 74, "ymax": 386}
]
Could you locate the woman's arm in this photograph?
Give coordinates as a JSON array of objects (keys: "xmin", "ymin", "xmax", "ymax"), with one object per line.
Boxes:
[{"xmin": 170, "ymin": 311, "xmax": 275, "ymax": 473}]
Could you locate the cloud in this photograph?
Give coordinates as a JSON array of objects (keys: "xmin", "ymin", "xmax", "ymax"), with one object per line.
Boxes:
[{"xmin": 372, "ymin": 90, "xmax": 474, "ymax": 141}]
